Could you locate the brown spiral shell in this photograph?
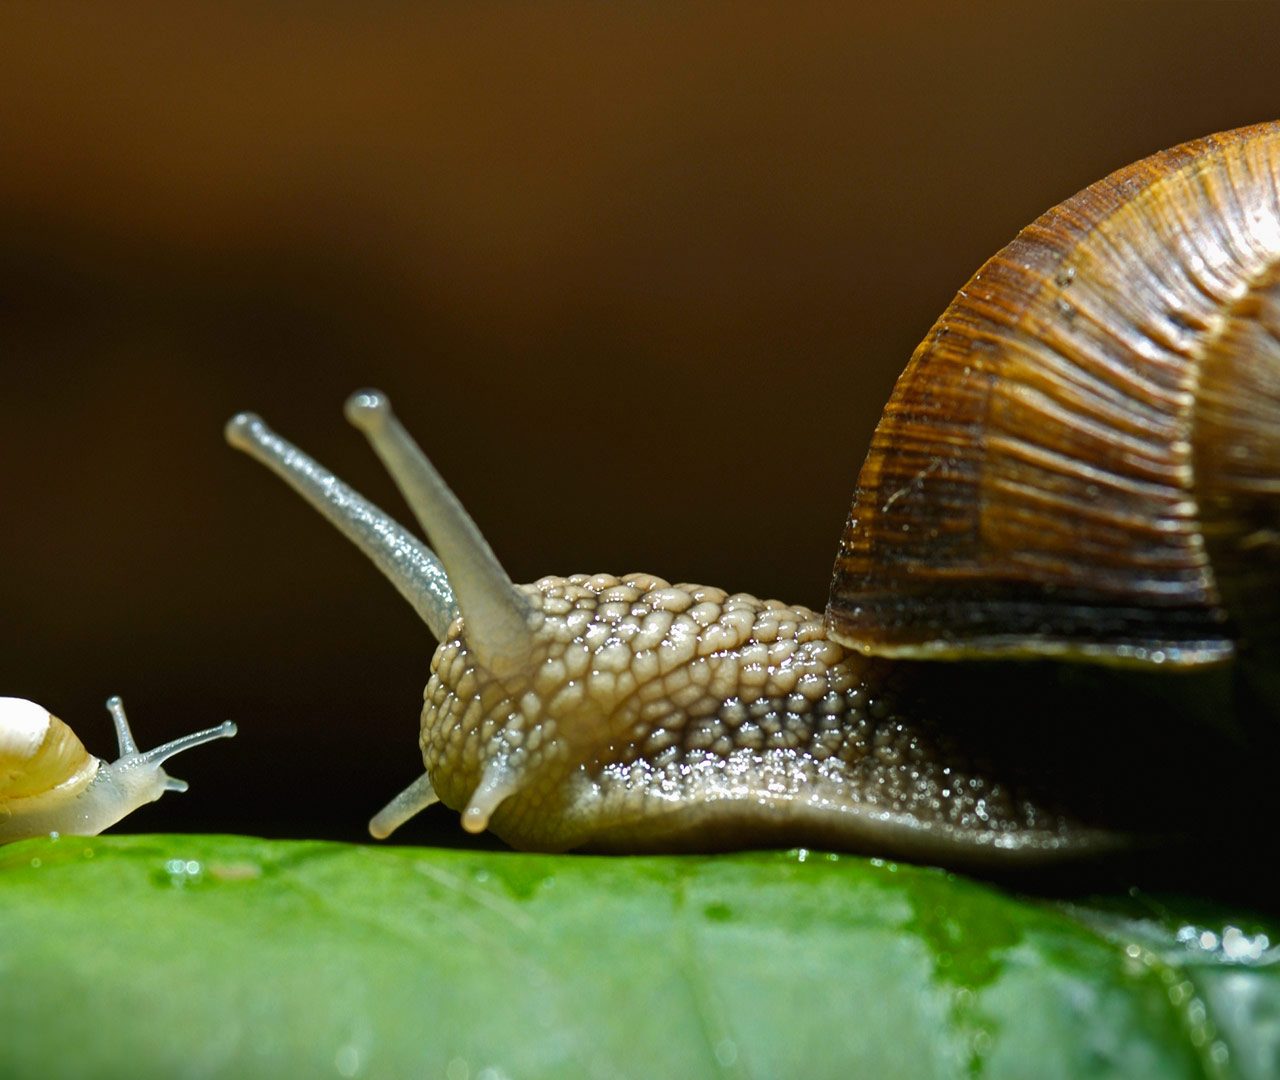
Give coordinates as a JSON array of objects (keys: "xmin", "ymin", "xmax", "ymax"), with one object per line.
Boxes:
[{"xmin": 828, "ymin": 121, "xmax": 1280, "ymax": 668}]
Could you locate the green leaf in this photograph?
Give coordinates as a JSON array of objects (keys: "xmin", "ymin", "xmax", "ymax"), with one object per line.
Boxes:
[{"xmin": 1, "ymin": 835, "xmax": 1276, "ymax": 1079}]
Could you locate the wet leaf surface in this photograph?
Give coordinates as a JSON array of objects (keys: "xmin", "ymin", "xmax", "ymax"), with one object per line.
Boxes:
[{"xmin": 1, "ymin": 834, "xmax": 1277, "ymax": 1079}]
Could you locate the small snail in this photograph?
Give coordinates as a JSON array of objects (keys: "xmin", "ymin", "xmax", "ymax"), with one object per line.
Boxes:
[
  {"xmin": 227, "ymin": 121, "xmax": 1280, "ymax": 866},
  {"xmin": 0, "ymin": 695, "xmax": 236, "ymax": 843}
]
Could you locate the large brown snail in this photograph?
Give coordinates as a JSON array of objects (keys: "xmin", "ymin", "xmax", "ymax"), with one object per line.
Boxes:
[{"xmin": 227, "ymin": 121, "xmax": 1280, "ymax": 867}]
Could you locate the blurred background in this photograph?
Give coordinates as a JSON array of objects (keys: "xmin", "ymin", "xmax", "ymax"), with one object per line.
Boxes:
[{"xmin": 3, "ymin": 3, "xmax": 1279, "ymax": 843}]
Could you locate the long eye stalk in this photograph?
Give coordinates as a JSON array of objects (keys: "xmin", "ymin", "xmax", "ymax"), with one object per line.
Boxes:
[
  {"xmin": 226, "ymin": 393, "xmax": 539, "ymax": 675},
  {"xmin": 344, "ymin": 390, "xmax": 535, "ymax": 675},
  {"xmin": 227, "ymin": 391, "xmax": 545, "ymax": 841},
  {"xmin": 105, "ymin": 695, "xmax": 237, "ymax": 790},
  {"xmin": 225, "ymin": 413, "xmax": 459, "ymax": 639}
]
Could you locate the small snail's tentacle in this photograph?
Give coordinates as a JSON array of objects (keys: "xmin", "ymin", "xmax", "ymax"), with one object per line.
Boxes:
[
  {"xmin": 136, "ymin": 719, "xmax": 239, "ymax": 766},
  {"xmin": 225, "ymin": 413, "xmax": 458, "ymax": 639},
  {"xmin": 98, "ymin": 697, "xmax": 236, "ymax": 793},
  {"xmin": 368, "ymin": 771, "xmax": 439, "ymax": 839},
  {"xmin": 344, "ymin": 390, "xmax": 537, "ymax": 678},
  {"xmin": 106, "ymin": 694, "xmax": 138, "ymax": 756},
  {"xmin": 83, "ymin": 700, "xmax": 237, "ymax": 832},
  {"xmin": 107, "ymin": 695, "xmax": 233, "ymax": 792}
]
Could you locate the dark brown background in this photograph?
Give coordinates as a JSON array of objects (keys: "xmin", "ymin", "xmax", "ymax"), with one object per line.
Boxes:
[{"xmin": 2, "ymin": 3, "xmax": 1278, "ymax": 842}]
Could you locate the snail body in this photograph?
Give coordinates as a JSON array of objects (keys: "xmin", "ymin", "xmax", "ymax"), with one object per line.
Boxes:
[
  {"xmin": 0, "ymin": 695, "xmax": 236, "ymax": 843},
  {"xmin": 228, "ymin": 122, "xmax": 1280, "ymax": 865}
]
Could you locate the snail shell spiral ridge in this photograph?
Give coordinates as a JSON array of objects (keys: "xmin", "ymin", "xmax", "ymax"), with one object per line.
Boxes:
[{"xmin": 829, "ymin": 121, "xmax": 1280, "ymax": 668}]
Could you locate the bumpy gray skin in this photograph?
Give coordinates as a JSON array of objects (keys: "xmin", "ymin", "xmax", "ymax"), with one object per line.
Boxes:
[
  {"xmin": 422, "ymin": 572, "xmax": 1094, "ymax": 859},
  {"xmin": 228, "ymin": 396, "xmax": 1111, "ymax": 865}
]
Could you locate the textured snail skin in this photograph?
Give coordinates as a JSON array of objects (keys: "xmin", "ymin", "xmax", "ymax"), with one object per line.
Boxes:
[
  {"xmin": 419, "ymin": 573, "xmax": 1105, "ymax": 859},
  {"xmin": 228, "ymin": 412, "xmax": 1113, "ymax": 865},
  {"xmin": 227, "ymin": 123, "xmax": 1280, "ymax": 865}
]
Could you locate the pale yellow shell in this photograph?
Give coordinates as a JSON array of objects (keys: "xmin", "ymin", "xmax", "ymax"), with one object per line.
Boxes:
[{"xmin": 0, "ymin": 697, "xmax": 98, "ymax": 804}]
